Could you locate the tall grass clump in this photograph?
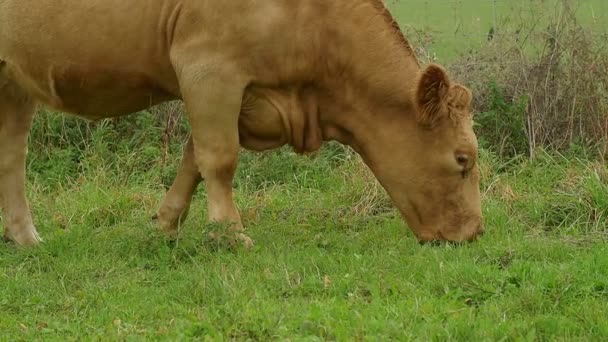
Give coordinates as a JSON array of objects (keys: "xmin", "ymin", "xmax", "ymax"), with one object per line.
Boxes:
[{"xmin": 27, "ymin": 102, "xmax": 190, "ymax": 189}]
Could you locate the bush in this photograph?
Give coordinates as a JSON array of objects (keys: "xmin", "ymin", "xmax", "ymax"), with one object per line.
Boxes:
[
  {"xmin": 449, "ymin": 0, "xmax": 608, "ymax": 160},
  {"xmin": 475, "ymin": 82, "xmax": 529, "ymax": 158}
]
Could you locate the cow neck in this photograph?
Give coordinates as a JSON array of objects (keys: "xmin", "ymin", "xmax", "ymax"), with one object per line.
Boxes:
[
  {"xmin": 309, "ymin": 1, "xmax": 423, "ymax": 154},
  {"xmin": 281, "ymin": 86, "xmax": 323, "ymax": 154}
]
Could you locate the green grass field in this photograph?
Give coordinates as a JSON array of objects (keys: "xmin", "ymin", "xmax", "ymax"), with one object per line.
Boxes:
[
  {"xmin": 1, "ymin": 112, "xmax": 607, "ymax": 340},
  {"xmin": 2, "ymin": 1, "xmax": 608, "ymax": 340},
  {"xmin": 389, "ymin": 0, "xmax": 608, "ymax": 60}
]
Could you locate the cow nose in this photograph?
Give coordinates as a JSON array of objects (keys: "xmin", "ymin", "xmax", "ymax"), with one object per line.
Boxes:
[
  {"xmin": 463, "ymin": 223, "xmax": 485, "ymax": 242},
  {"xmin": 477, "ymin": 223, "xmax": 485, "ymax": 236}
]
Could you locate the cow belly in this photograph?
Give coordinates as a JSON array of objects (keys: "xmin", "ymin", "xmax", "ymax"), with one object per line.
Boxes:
[
  {"xmin": 6, "ymin": 61, "xmax": 178, "ymax": 118},
  {"xmin": 49, "ymin": 68, "xmax": 177, "ymax": 118}
]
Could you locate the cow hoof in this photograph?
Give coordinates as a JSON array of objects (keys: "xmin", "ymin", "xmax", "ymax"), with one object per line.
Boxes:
[
  {"xmin": 154, "ymin": 213, "xmax": 180, "ymax": 239},
  {"xmin": 207, "ymin": 231, "xmax": 254, "ymax": 250},
  {"xmin": 236, "ymin": 233, "xmax": 255, "ymax": 249},
  {"xmin": 161, "ymin": 228, "xmax": 179, "ymax": 240},
  {"xmin": 156, "ymin": 222, "xmax": 178, "ymax": 239},
  {"xmin": 4, "ymin": 225, "xmax": 42, "ymax": 247}
]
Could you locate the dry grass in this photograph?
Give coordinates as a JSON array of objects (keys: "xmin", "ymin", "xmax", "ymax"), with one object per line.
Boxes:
[{"xmin": 337, "ymin": 156, "xmax": 393, "ymax": 217}]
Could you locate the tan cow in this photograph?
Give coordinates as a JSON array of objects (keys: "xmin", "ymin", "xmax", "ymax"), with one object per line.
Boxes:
[{"xmin": 0, "ymin": 0, "xmax": 484, "ymax": 247}]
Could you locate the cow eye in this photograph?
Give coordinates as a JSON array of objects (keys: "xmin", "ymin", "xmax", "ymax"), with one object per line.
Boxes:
[
  {"xmin": 455, "ymin": 154, "xmax": 471, "ymax": 179},
  {"xmin": 456, "ymin": 154, "xmax": 469, "ymax": 167}
]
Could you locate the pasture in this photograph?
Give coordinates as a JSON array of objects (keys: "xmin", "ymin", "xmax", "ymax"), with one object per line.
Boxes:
[
  {"xmin": 388, "ymin": 0, "xmax": 608, "ymax": 60},
  {"xmin": 1, "ymin": 0, "xmax": 608, "ymax": 340}
]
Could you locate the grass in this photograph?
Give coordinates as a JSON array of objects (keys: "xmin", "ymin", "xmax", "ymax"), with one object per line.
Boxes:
[
  {"xmin": 1, "ymin": 110, "xmax": 608, "ymax": 340},
  {"xmin": 389, "ymin": 0, "xmax": 608, "ymax": 60}
]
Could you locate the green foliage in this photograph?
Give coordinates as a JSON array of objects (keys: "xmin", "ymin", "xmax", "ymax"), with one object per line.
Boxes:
[
  {"xmin": 475, "ymin": 82, "xmax": 529, "ymax": 158},
  {"xmin": 27, "ymin": 107, "xmax": 188, "ymax": 191}
]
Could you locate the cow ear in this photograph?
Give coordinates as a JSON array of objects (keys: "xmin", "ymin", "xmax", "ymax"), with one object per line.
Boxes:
[{"xmin": 416, "ymin": 64, "xmax": 450, "ymax": 128}]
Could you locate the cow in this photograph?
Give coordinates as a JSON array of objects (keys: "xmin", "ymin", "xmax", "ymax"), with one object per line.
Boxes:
[{"xmin": 0, "ymin": 0, "xmax": 484, "ymax": 247}]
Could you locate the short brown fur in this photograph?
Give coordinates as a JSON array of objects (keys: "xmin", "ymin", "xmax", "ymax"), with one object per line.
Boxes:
[{"xmin": 369, "ymin": 0, "xmax": 420, "ymax": 64}]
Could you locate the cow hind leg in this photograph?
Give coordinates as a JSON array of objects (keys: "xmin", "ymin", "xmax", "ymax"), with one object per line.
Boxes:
[
  {"xmin": 154, "ymin": 136, "xmax": 202, "ymax": 238},
  {"xmin": 0, "ymin": 80, "xmax": 40, "ymax": 246}
]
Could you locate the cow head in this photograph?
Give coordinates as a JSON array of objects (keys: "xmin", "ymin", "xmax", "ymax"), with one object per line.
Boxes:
[{"xmin": 359, "ymin": 64, "xmax": 484, "ymax": 243}]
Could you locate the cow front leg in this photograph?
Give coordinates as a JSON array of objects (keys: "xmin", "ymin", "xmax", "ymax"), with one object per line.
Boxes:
[
  {"xmin": 180, "ymin": 71, "xmax": 253, "ymax": 248},
  {"xmin": 155, "ymin": 136, "xmax": 202, "ymax": 238},
  {"xmin": 0, "ymin": 83, "xmax": 40, "ymax": 246}
]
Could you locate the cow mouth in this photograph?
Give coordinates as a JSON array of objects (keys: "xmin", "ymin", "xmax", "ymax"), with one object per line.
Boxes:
[
  {"xmin": 399, "ymin": 198, "xmax": 484, "ymax": 244},
  {"xmin": 416, "ymin": 222, "xmax": 485, "ymax": 245}
]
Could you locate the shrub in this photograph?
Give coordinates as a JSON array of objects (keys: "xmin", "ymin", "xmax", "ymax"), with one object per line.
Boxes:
[{"xmin": 448, "ymin": 0, "xmax": 608, "ymax": 159}]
